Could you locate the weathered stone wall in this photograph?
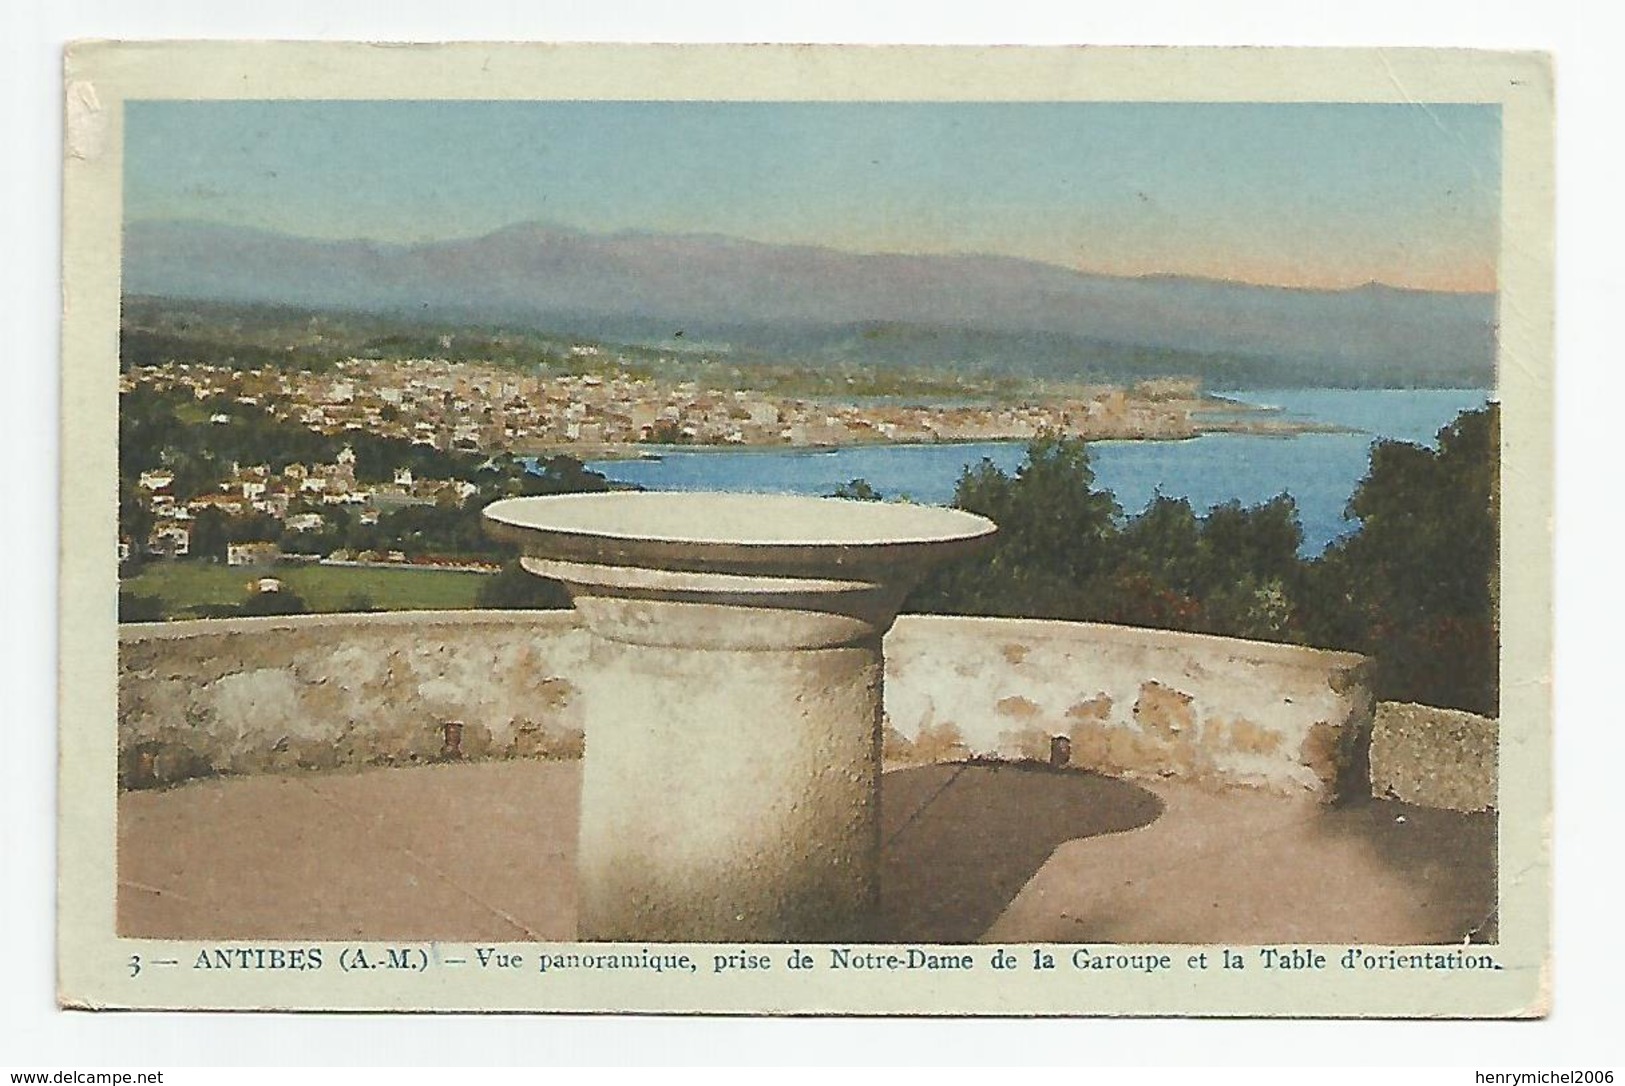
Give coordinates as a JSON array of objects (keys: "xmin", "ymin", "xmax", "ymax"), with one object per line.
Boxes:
[
  {"xmin": 119, "ymin": 610, "xmax": 1378, "ymax": 801},
  {"xmin": 883, "ymin": 615, "xmax": 1374, "ymax": 802},
  {"xmin": 1369, "ymin": 701, "xmax": 1498, "ymax": 812},
  {"xmin": 118, "ymin": 611, "xmax": 590, "ymax": 788}
]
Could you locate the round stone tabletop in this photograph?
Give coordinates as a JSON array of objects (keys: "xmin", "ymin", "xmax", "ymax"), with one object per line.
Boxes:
[{"xmin": 483, "ymin": 492, "xmax": 996, "ymax": 577}]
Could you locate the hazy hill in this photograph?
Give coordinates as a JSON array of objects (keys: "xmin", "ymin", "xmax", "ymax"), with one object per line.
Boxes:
[{"xmin": 123, "ymin": 220, "xmax": 1497, "ymax": 388}]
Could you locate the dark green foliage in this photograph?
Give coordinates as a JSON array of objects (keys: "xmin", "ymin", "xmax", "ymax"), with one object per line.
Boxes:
[
  {"xmin": 1301, "ymin": 406, "xmax": 1499, "ymax": 715},
  {"xmin": 910, "ymin": 433, "xmax": 1120, "ymax": 619},
  {"xmin": 911, "ymin": 440, "xmax": 1301, "ymax": 639},
  {"xmin": 120, "ymin": 383, "xmax": 493, "ymax": 495},
  {"xmin": 353, "ymin": 504, "xmax": 498, "ymax": 561},
  {"xmin": 120, "ymin": 327, "xmax": 342, "ymax": 374},
  {"xmin": 910, "ymin": 413, "xmax": 1499, "ymax": 715},
  {"xmin": 830, "ymin": 478, "xmax": 883, "ymax": 501},
  {"xmin": 476, "ymin": 560, "xmax": 572, "ymax": 610},
  {"xmin": 117, "ymin": 592, "xmax": 164, "ymax": 623},
  {"xmin": 514, "ymin": 455, "xmax": 615, "ymax": 499},
  {"xmin": 237, "ymin": 587, "xmax": 310, "ymax": 617},
  {"xmin": 119, "ymin": 384, "xmax": 611, "ymax": 566},
  {"xmin": 118, "ymin": 478, "xmax": 155, "ymax": 552},
  {"xmin": 226, "ymin": 512, "xmax": 285, "ymax": 544},
  {"xmin": 188, "ymin": 507, "xmax": 230, "ymax": 562},
  {"xmin": 1086, "ymin": 494, "xmax": 1306, "ymax": 641}
]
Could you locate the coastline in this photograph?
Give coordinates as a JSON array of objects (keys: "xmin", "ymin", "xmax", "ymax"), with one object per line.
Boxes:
[{"xmin": 513, "ymin": 403, "xmax": 1354, "ymax": 463}]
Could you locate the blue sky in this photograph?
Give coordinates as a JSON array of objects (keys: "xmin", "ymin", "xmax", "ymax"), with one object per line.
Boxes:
[{"xmin": 124, "ymin": 100, "xmax": 1500, "ymax": 292}]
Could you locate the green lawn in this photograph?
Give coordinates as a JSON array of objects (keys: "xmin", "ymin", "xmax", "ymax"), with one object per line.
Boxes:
[{"xmin": 122, "ymin": 560, "xmax": 490, "ymax": 619}]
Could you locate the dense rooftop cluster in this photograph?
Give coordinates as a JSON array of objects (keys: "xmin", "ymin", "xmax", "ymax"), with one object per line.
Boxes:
[{"xmin": 120, "ymin": 356, "xmax": 1208, "ymax": 455}]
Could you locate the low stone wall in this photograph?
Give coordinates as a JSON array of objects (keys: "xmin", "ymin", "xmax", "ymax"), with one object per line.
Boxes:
[
  {"xmin": 1369, "ymin": 702, "xmax": 1498, "ymax": 812},
  {"xmin": 118, "ymin": 609, "xmax": 1375, "ymax": 801},
  {"xmin": 118, "ymin": 611, "xmax": 591, "ymax": 788},
  {"xmin": 884, "ymin": 615, "xmax": 1374, "ymax": 802}
]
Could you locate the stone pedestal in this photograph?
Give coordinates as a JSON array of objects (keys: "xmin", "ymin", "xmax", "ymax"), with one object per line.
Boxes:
[{"xmin": 484, "ymin": 492, "xmax": 995, "ymax": 941}]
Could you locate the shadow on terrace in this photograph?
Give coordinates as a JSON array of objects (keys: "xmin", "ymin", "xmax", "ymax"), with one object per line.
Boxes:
[{"xmin": 116, "ymin": 610, "xmax": 1498, "ymax": 945}]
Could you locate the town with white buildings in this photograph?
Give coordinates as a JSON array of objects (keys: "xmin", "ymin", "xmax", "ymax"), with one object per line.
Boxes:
[
  {"xmin": 122, "ymin": 352, "xmax": 1211, "ymax": 455},
  {"xmin": 128, "ymin": 439, "xmax": 483, "ymax": 565},
  {"xmin": 119, "ymin": 350, "xmax": 1260, "ymax": 564}
]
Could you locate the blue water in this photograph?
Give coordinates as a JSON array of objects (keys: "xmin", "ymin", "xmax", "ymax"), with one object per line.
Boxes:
[{"xmin": 580, "ymin": 388, "xmax": 1493, "ymax": 555}]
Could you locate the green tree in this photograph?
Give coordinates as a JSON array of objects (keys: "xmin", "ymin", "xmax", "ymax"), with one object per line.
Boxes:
[
  {"xmin": 237, "ymin": 587, "xmax": 310, "ymax": 617},
  {"xmin": 1072, "ymin": 491, "xmax": 1305, "ymax": 639},
  {"xmin": 118, "ymin": 478, "xmax": 155, "ymax": 553},
  {"xmin": 830, "ymin": 478, "xmax": 883, "ymax": 501},
  {"xmin": 225, "ymin": 512, "xmax": 284, "ymax": 545},
  {"xmin": 1095, "ymin": 494, "xmax": 1204, "ymax": 630},
  {"xmin": 909, "ymin": 432, "xmax": 1121, "ymax": 618},
  {"xmin": 476, "ymin": 560, "xmax": 573, "ymax": 610},
  {"xmin": 1189, "ymin": 496, "xmax": 1305, "ymax": 640},
  {"xmin": 908, "ymin": 433, "xmax": 1313, "ymax": 642},
  {"xmin": 1304, "ymin": 405, "xmax": 1499, "ymax": 714},
  {"xmin": 118, "ymin": 592, "xmax": 165, "ymax": 622},
  {"xmin": 189, "ymin": 507, "xmax": 230, "ymax": 562}
]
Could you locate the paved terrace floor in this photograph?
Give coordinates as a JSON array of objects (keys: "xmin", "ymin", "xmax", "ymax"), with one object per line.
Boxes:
[{"xmin": 118, "ymin": 759, "xmax": 1496, "ymax": 945}]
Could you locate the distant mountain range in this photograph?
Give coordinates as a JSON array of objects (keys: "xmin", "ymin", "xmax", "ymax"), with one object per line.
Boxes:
[{"xmin": 122, "ymin": 219, "xmax": 1497, "ymax": 389}]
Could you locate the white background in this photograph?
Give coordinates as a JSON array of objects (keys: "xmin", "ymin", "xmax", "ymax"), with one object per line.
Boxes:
[{"xmin": 3, "ymin": 0, "xmax": 1619, "ymax": 1070}]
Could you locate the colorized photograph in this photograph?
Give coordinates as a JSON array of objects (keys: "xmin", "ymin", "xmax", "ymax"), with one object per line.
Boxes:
[{"xmin": 60, "ymin": 43, "xmax": 1552, "ymax": 1014}]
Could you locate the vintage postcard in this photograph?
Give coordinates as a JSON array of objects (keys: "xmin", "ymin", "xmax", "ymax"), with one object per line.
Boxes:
[{"xmin": 59, "ymin": 42, "xmax": 1553, "ymax": 1015}]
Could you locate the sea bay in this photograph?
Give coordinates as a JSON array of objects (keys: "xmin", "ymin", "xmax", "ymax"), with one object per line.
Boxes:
[{"xmin": 583, "ymin": 388, "xmax": 1493, "ymax": 555}]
